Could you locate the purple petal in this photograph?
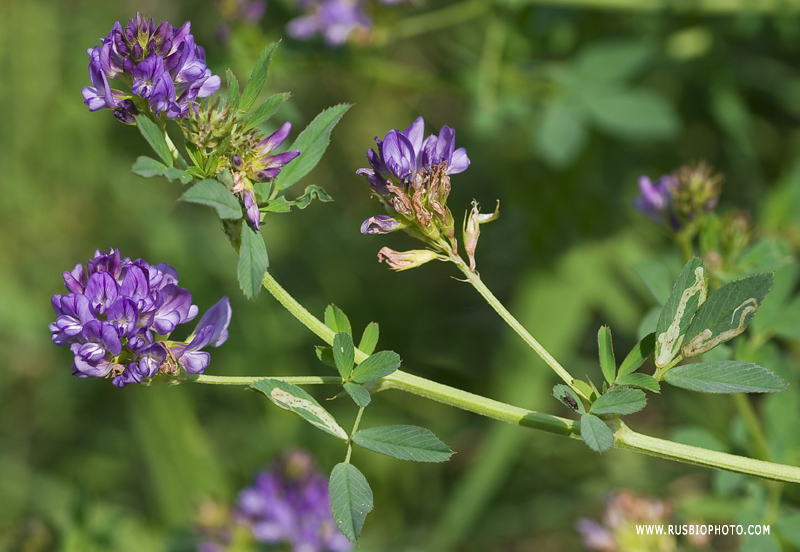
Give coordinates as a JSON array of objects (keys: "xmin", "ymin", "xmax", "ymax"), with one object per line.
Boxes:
[
  {"xmin": 257, "ymin": 122, "xmax": 292, "ymax": 154},
  {"xmin": 244, "ymin": 190, "xmax": 261, "ymax": 230},
  {"xmin": 403, "ymin": 116, "xmax": 425, "ymax": 155},
  {"xmin": 360, "ymin": 215, "xmax": 401, "ymax": 234},
  {"xmin": 189, "ymin": 297, "xmax": 232, "ymax": 348},
  {"xmin": 84, "ymin": 272, "xmax": 119, "ymax": 316},
  {"xmin": 152, "ymin": 284, "xmax": 197, "ymax": 334},
  {"xmin": 381, "ymin": 130, "xmax": 415, "ymax": 180},
  {"xmin": 448, "ymin": 147, "xmax": 470, "ymax": 174}
]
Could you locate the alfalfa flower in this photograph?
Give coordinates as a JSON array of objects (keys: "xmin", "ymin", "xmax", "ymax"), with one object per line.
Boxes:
[
  {"xmin": 49, "ymin": 249, "xmax": 231, "ymax": 387},
  {"xmin": 82, "ymin": 13, "xmax": 220, "ymax": 121},
  {"xmin": 287, "ymin": 0, "xmax": 371, "ymax": 47}
]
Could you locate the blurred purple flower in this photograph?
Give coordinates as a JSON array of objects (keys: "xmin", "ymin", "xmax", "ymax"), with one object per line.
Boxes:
[
  {"xmin": 287, "ymin": 0, "xmax": 371, "ymax": 47},
  {"xmin": 235, "ymin": 450, "xmax": 352, "ymax": 552},
  {"xmin": 49, "ymin": 249, "xmax": 230, "ymax": 387},
  {"xmin": 633, "ymin": 174, "xmax": 675, "ymax": 224},
  {"xmin": 82, "ymin": 13, "xmax": 220, "ymax": 121}
]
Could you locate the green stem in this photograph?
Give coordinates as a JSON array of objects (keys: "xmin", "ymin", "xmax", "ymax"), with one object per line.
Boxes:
[
  {"xmin": 256, "ymin": 270, "xmax": 800, "ymax": 484},
  {"xmin": 191, "ymin": 374, "xmax": 341, "ymax": 386},
  {"xmin": 449, "ymin": 255, "xmax": 586, "ymax": 400},
  {"xmin": 345, "ymin": 407, "xmax": 366, "ymax": 464}
]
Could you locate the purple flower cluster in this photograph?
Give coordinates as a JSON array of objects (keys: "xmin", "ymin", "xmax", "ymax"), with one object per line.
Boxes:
[
  {"xmin": 49, "ymin": 249, "xmax": 231, "ymax": 387},
  {"xmin": 361, "ymin": 116, "xmax": 470, "ymax": 187},
  {"xmin": 82, "ymin": 13, "xmax": 221, "ymax": 122},
  {"xmin": 235, "ymin": 451, "xmax": 352, "ymax": 552},
  {"xmin": 287, "ymin": 0, "xmax": 372, "ymax": 47},
  {"xmin": 634, "ymin": 174, "xmax": 676, "ymax": 225}
]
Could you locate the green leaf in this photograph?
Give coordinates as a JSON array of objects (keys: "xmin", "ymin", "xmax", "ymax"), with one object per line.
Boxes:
[
  {"xmin": 324, "ymin": 305, "xmax": 352, "ymax": 336},
  {"xmin": 352, "ymin": 350, "xmax": 401, "ymax": 384},
  {"xmin": 574, "ymin": 39, "xmax": 654, "ymax": 82},
  {"xmin": 343, "ymin": 382, "xmax": 371, "ymax": 407},
  {"xmin": 580, "ymin": 413, "xmax": 614, "ymax": 452},
  {"xmin": 614, "ymin": 373, "xmax": 661, "ymax": 393},
  {"xmin": 238, "ymin": 224, "xmax": 269, "ymax": 299},
  {"xmin": 572, "ymin": 379, "xmax": 596, "ymax": 401},
  {"xmin": 682, "ymin": 273, "xmax": 773, "ymax": 357},
  {"xmin": 597, "ymin": 326, "xmax": 616, "ymax": 384},
  {"xmin": 352, "ymin": 425, "xmax": 452, "ymax": 462},
  {"xmin": 333, "ymin": 332, "xmax": 354, "ymax": 380},
  {"xmin": 315, "ymin": 346, "xmax": 336, "ymax": 369},
  {"xmin": 226, "ymin": 68, "xmax": 240, "ymax": 111},
  {"xmin": 239, "ymin": 42, "xmax": 278, "ymax": 113},
  {"xmin": 585, "ymin": 87, "xmax": 680, "ymax": 140},
  {"xmin": 162, "ymin": 167, "xmax": 193, "ymax": 184},
  {"xmin": 553, "ymin": 384, "xmax": 584, "ymax": 413},
  {"xmin": 242, "ymin": 92, "xmax": 291, "ymax": 131},
  {"xmin": 358, "ymin": 322, "xmax": 379, "ymax": 356},
  {"xmin": 180, "ymin": 179, "xmax": 243, "ymax": 220},
  {"xmin": 654, "ymin": 257, "xmax": 707, "ymax": 368},
  {"xmin": 285, "ymin": 185, "xmax": 333, "ymax": 209},
  {"xmin": 329, "ymin": 463, "xmax": 373, "ymax": 543},
  {"xmin": 132, "ymin": 156, "xmax": 168, "ymax": 178},
  {"xmin": 664, "ymin": 361, "xmax": 787, "ymax": 393},
  {"xmin": 534, "ymin": 101, "xmax": 587, "ymax": 168},
  {"xmin": 135, "ymin": 115, "xmax": 173, "ymax": 167},
  {"xmin": 251, "ymin": 379, "xmax": 348, "ymax": 440},
  {"xmin": 631, "ymin": 260, "xmax": 675, "ymax": 305},
  {"xmin": 618, "ymin": 333, "xmax": 655, "ymax": 378},
  {"xmin": 590, "ymin": 388, "xmax": 647, "ymax": 415},
  {"xmin": 276, "ymin": 104, "xmax": 351, "ymax": 190}
]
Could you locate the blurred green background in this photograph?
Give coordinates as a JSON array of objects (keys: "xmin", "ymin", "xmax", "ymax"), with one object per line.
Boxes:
[{"xmin": 4, "ymin": 0, "xmax": 800, "ymax": 549}]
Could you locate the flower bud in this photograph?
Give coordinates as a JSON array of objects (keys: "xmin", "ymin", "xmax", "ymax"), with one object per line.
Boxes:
[
  {"xmin": 377, "ymin": 247, "xmax": 440, "ymax": 271},
  {"xmin": 463, "ymin": 200, "xmax": 500, "ymax": 273}
]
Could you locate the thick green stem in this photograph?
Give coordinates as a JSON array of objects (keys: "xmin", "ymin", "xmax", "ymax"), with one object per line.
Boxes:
[
  {"xmin": 255, "ymin": 270, "xmax": 800, "ymax": 484},
  {"xmin": 191, "ymin": 374, "xmax": 341, "ymax": 386},
  {"xmin": 449, "ymin": 255, "xmax": 586, "ymax": 400}
]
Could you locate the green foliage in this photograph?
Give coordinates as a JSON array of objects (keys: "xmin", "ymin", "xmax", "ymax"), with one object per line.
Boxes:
[
  {"xmin": 617, "ymin": 333, "xmax": 655, "ymax": 378},
  {"xmin": 179, "ymin": 179, "xmax": 243, "ymax": 220},
  {"xmin": 597, "ymin": 325, "xmax": 616, "ymax": 384},
  {"xmin": 329, "ymin": 463, "xmax": 373, "ymax": 543},
  {"xmin": 251, "ymin": 379, "xmax": 348, "ymax": 440},
  {"xmin": 590, "ymin": 388, "xmax": 647, "ymax": 416},
  {"xmin": 663, "ymin": 361, "xmax": 787, "ymax": 394},
  {"xmin": 325, "ymin": 304, "xmax": 352, "ymax": 336},
  {"xmin": 135, "ymin": 115, "xmax": 174, "ymax": 167},
  {"xmin": 553, "ymin": 384, "xmax": 584, "ymax": 413},
  {"xmin": 352, "ymin": 351, "xmax": 402, "ymax": 384},
  {"xmin": 352, "ymin": 425, "xmax": 453, "ymax": 462},
  {"xmin": 333, "ymin": 331, "xmax": 355, "ymax": 379},
  {"xmin": 238, "ymin": 42, "xmax": 279, "ymax": 113},
  {"xmin": 276, "ymin": 104, "xmax": 352, "ymax": 190},
  {"xmin": 614, "ymin": 373, "xmax": 661, "ymax": 393},
  {"xmin": 655, "ymin": 258, "xmax": 707, "ymax": 368},
  {"xmin": 358, "ymin": 322, "xmax": 380, "ymax": 356},
  {"xmin": 579, "ymin": 414, "xmax": 614, "ymax": 452},
  {"xmin": 237, "ymin": 223, "xmax": 269, "ymax": 299},
  {"xmin": 344, "ymin": 382, "xmax": 371, "ymax": 407},
  {"xmin": 242, "ymin": 92, "xmax": 292, "ymax": 132}
]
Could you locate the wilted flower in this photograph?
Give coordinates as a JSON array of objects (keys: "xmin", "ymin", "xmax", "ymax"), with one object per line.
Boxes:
[
  {"xmin": 287, "ymin": 0, "xmax": 371, "ymax": 47},
  {"xmin": 49, "ymin": 249, "xmax": 231, "ymax": 387},
  {"xmin": 82, "ymin": 13, "xmax": 221, "ymax": 121},
  {"xmin": 463, "ymin": 200, "xmax": 500, "ymax": 273},
  {"xmin": 235, "ymin": 450, "xmax": 352, "ymax": 552}
]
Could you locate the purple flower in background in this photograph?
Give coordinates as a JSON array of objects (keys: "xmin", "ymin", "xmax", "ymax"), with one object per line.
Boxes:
[
  {"xmin": 49, "ymin": 249, "xmax": 231, "ymax": 387},
  {"xmin": 634, "ymin": 174, "xmax": 675, "ymax": 224},
  {"xmin": 82, "ymin": 13, "xmax": 220, "ymax": 121},
  {"xmin": 287, "ymin": 0, "xmax": 371, "ymax": 47},
  {"xmin": 235, "ymin": 450, "xmax": 352, "ymax": 552}
]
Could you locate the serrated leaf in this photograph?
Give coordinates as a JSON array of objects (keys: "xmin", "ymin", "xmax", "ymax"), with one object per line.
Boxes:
[
  {"xmin": 286, "ymin": 185, "xmax": 333, "ymax": 209},
  {"xmin": 132, "ymin": 156, "xmax": 168, "ymax": 178},
  {"xmin": 324, "ymin": 305, "xmax": 352, "ymax": 336},
  {"xmin": 329, "ymin": 463, "xmax": 373, "ymax": 543},
  {"xmin": 315, "ymin": 346, "xmax": 336, "ymax": 369},
  {"xmin": 238, "ymin": 224, "xmax": 269, "ymax": 299},
  {"xmin": 180, "ymin": 179, "xmax": 243, "ymax": 219},
  {"xmin": 618, "ymin": 333, "xmax": 655, "ymax": 378},
  {"xmin": 239, "ymin": 42, "xmax": 278, "ymax": 113},
  {"xmin": 681, "ymin": 273, "xmax": 773, "ymax": 357},
  {"xmin": 664, "ymin": 361, "xmax": 787, "ymax": 393},
  {"xmin": 597, "ymin": 326, "xmax": 616, "ymax": 384},
  {"xmin": 358, "ymin": 322, "xmax": 379, "ymax": 356},
  {"xmin": 276, "ymin": 104, "xmax": 351, "ymax": 190},
  {"xmin": 251, "ymin": 379, "xmax": 348, "ymax": 440},
  {"xmin": 580, "ymin": 413, "xmax": 614, "ymax": 452},
  {"xmin": 162, "ymin": 167, "xmax": 193, "ymax": 184},
  {"xmin": 243, "ymin": 92, "xmax": 291, "ymax": 131},
  {"xmin": 135, "ymin": 115, "xmax": 173, "ymax": 167},
  {"xmin": 353, "ymin": 425, "xmax": 452, "ymax": 462},
  {"xmin": 590, "ymin": 388, "xmax": 647, "ymax": 415},
  {"xmin": 262, "ymin": 197, "xmax": 293, "ymax": 213},
  {"xmin": 343, "ymin": 382, "xmax": 371, "ymax": 407},
  {"xmin": 226, "ymin": 68, "xmax": 240, "ymax": 111},
  {"xmin": 333, "ymin": 332, "xmax": 354, "ymax": 380},
  {"xmin": 553, "ymin": 384, "xmax": 584, "ymax": 413},
  {"xmin": 655, "ymin": 258, "xmax": 707, "ymax": 367},
  {"xmin": 614, "ymin": 373, "xmax": 661, "ymax": 393},
  {"xmin": 352, "ymin": 350, "xmax": 401, "ymax": 384}
]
